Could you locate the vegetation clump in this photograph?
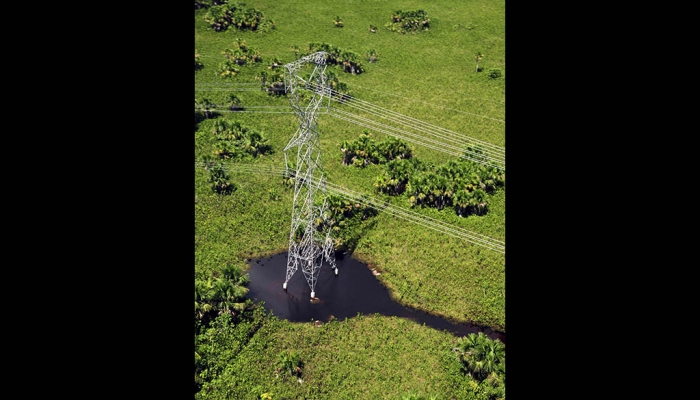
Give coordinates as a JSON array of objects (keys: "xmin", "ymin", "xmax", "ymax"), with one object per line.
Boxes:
[
  {"xmin": 218, "ymin": 38, "xmax": 263, "ymax": 78},
  {"xmin": 305, "ymin": 42, "xmax": 365, "ymax": 75},
  {"xmin": 195, "ymin": 263, "xmax": 251, "ymax": 322},
  {"xmin": 276, "ymin": 351, "xmax": 303, "ymax": 378},
  {"xmin": 451, "ymin": 333, "xmax": 506, "ymax": 399},
  {"xmin": 255, "ymin": 70, "xmax": 286, "ymax": 96},
  {"xmin": 206, "ymin": 161, "xmax": 239, "ymax": 195},
  {"xmin": 385, "ymin": 10, "xmax": 430, "ymax": 33},
  {"xmin": 195, "ymin": 50, "xmax": 203, "ymax": 70},
  {"xmin": 210, "ymin": 119, "xmax": 273, "ymax": 160},
  {"xmin": 195, "ymin": 97, "xmax": 219, "ymax": 121},
  {"xmin": 488, "ymin": 68, "xmax": 503, "ymax": 79},
  {"xmin": 340, "ymin": 131, "xmax": 413, "ymax": 167},
  {"xmin": 370, "ymin": 144, "xmax": 504, "ymax": 217},
  {"xmin": 406, "ymin": 158, "xmax": 503, "ymax": 216},
  {"xmin": 365, "ymin": 48, "xmax": 380, "ymax": 63},
  {"xmin": 324, "ymin": 194, "xmax": 379, "ymax": 252},
  {"xmin": 203, "ymin": 2, "xmax": 276, "ymax": 32}
]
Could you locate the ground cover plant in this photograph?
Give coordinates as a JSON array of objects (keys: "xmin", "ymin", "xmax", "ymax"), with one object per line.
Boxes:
[
  {"xmin": 195, "ymin": 313, "xmax": 505, "ymax": 399},
  {"xmin": 385, "ymin": 9, "xmax": 431, "ymax": 33},
  {"xmin": 195, "ymin": 0, "xmax": 505, "ymax": 397}
]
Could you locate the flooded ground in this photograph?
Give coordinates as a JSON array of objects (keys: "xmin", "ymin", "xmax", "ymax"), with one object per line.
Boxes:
[{"xmin": 247, "ymin": 252, "xmax": 505, "ymax": 344}]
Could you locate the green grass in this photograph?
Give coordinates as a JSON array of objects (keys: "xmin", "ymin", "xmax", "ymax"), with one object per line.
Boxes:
[
  {"xmin": 196, "ymin": 0, "xmax": 505, "ymax": 329},
  {"xmin": 197, "ymin": 313, "xmax": 471, "ymax": 400},
  {"xmin": 196, "ymin": 1, "xmax": 505, "ymax": 397}
]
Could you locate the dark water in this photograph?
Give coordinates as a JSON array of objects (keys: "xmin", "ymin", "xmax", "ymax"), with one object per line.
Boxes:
[{"xmin": 247, "ymin": 252, "xmax": 505, "ymax": 344}]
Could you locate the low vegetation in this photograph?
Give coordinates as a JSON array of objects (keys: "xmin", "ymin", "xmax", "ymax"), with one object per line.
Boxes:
[
  {"xmin": 203, "ymin": 1, "xmax": 276, "ymax": 33},
  {"xmin": 195, "ymin": 0, "xmax": 505, "ymax": 397},
  {"xmin": 385, "ymin": 10, "xmax": 431, "ymax": 33}
]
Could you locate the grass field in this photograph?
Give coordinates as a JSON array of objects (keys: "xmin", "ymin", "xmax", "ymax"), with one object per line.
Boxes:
[
  {"xmin": 195, "ymin": 1, "xmax": 505, "ymax": 397},
  {"xmin": 197, "ymin": 311, "xmax": 474, "ymax": 399},
  {"xmin": 196, "ymin": 0, "xmax": 505, "ymax": 330}
]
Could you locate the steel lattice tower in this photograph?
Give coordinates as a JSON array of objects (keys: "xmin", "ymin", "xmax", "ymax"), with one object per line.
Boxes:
[{"xmin": 282, "ymin": 51, "xmax": 337, "ymax": 299}]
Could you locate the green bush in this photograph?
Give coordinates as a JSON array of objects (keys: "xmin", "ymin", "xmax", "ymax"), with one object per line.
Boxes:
[
  {"xmin": 207, "ymin": 162, "xmax": 238, "ymax": 195},
  {"xmin": 385, "ymin": 10, "xmax": 430, "ymax": 33},
  {"xmin": 203, "ymin": 2, "xmax": 276, "ymax": 32},
  {"xmin": 487, "ymin": 68, "xmax": 502, "ymax": 79},
  {"xmin": 277, "ymin": 351, "xmax": 303, "ymax": 377}
]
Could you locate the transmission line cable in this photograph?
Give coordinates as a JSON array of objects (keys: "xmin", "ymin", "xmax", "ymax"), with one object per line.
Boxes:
[
  {"xmin": 309, "ymin": 83, "xmax": 504, "ymax": 157},
  {"xmin": 329, "ymin": 109, "xmax": 502, "ymax": 169},
  {"xmin": 349, "ymin": 82, "xmax": 505, "ymax": 121},
  {"xmin": 194, "ymin": 161, "xmax": 504, "ymax": 253}
]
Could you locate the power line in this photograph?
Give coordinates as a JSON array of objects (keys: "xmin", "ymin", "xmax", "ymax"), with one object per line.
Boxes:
[
  {"xmin": 349, "ymin": 82, "xmax": 505, "ymax": 121},
  {"xmin": 330, "ymin": 106, "xmax": 502, "ymax": 164},
  {"xmin": 194, "ymin": 100, "xmax": 504, "ymax": 168},
  {"xmin": 310, "ymin": 83, "xmax": 505, "ymax": 156},
  {"xmin": 329, "ymin": 109, "xmax": 502, "ymax": 169},
  {"xmin": 195, "ymin": 161, "xmax": 504, "ymax": 253}
]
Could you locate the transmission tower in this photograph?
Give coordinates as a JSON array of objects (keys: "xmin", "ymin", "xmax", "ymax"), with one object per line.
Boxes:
[{"xmin": 282, "ymin": 51, "xmax": 337, "ymax": 299}]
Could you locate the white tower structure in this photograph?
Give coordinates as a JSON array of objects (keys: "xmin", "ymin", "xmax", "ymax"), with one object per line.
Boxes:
[{"xmin": 282, "ymin": 52, "xmax": 337, "ymax": 299}]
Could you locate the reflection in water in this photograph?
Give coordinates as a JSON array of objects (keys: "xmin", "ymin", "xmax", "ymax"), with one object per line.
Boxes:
[{"xmin": 247, "ymin": 252, "xmax": 505, "ymax": 344}]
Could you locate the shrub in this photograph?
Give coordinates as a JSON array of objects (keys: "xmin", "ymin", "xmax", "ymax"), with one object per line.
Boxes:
[
  {"xmin": 386, "ymin": 10, "xmax": 430, "ymax": 33},
  {"xmin": 207, "ymin": 162, "xmax": 238, "ymax": 195},
  {"xmin": 487, "ymin": 68, "xmax": 503, "ymax": 79},
  {"xmin": 276, "ymin": 351, "xmax": 303, "ymax": 377},
  {"xmin": 203, "ymin": 2, "xmax": 276, "ymax": 33}
]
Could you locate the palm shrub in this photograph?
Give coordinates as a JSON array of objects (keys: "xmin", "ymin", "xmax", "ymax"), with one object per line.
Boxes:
[
  {"xmin": 195, "ymin": 50, "xmax": 203, "ymax": 70},
  {"xmin": 453, "ymin": 188, "xmax": 489, "ymax": 216},
  {"xmin": 206, "ymin": 162, "xmax": 238, "ymax": 195},
  {"xmin": 242, "ymin": 129, "xmax": 272, "ymax": 157},
  {"xmin": 408, "ymin": 171, "xmax": 452, "ymax": 209},
  {"xmin": 211, "ymin": 120, "xmax": 273, "ymax": 160},
  {"xmin": 453, "ymin": 333, "xmax": 505, "ymax": 382},
  {"xmin": 366, "ymin": 48, "xmax": 380, "ymax": 63},
  {"xmin": 305, "ymin": 43, "xmax": 365, "ymax": 75},
  {"xmin": 267, "ymin": 56, "xmax": 283, "ymax": 70},
  {"xmin": 340, "ymin": 132, "xmax": 412, "ymax": 166},
  {"xmin": 460, "ymin": 146, "xmax": 505, "ymax": 192},
  {"xmin": 194, "ymin": 263, "xmax": 250, "ymax": 323},
  {"xmin": 375, "ymin": 157, "xmax": 423, "ymax": 195},
  {"xmin": 325, "ymin": 70, "xmax": 351, "ymax": 101},
  {"xmin": 255, "ymin": 70, "xmax": 286, "ymax": 96},
  {"xmin": 385, "ymin": 10, "xmax": 430, "ymax": 33},
  {"xmin": 222, "ymin": 48, "xmax": 247, "ymax": 66},
  {"xmin": 195, "ymin": 97, "xmax": 219, "ymax": 119},
  {"xmin": 217, "ymin": 59, "xmax": 240, "ymax": 78},
  {"xmin": 488, "ymin": 68, "xmax": 503, "ymax": 79},
  {"xmin": 203, "ymin": 2, "xmax": 275, "ymax": 33},
  {"xmin": 276, "ymin": 351, "xmax": 303, "ymax": 378},
  {"xmin": 226, "ymin": 93, "xmax": 244, "ymax": 111},
  {"xmin": 340, "ymin": 131, "xmax": 375, "ymax": 166},
  {"xmin": 322, "ymin": 194, "xmax": 378, "ymax": 252},
  {"xmin": 220, "ymin": 39, "xmax": 262, "ymax": 79},
  {"xmin": 340, "ymin": 51, "xmax": 364, "ymax": 74},
  {"xmin": 405, "ymin": 158, "xmax": 503, "ymax": 215},
  {"xmin": 475, "ymin": 52, "xmax": 484, "ymax": 73},
  {"xmin": 377, "ymin": 136, "xmax": 413, "ymax": 162},
  {"xmin": 286, "ymin": 192, "xmax": 378, "ymax": 251},
  {"xmin": 203, "ymin": 4, "xmax": 229, "ymax": 31}
]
